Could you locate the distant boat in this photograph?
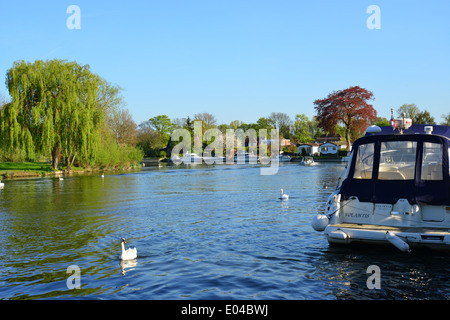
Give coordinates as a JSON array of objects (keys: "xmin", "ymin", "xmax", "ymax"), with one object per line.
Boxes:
[
  {"xmin": 278, "ymin": 155, "xmax": 292, "ymax": 162},
  {"xmin": 181, "ymin": 152, "xmax": 203, "ymax": 164},
  {"xmin": 300, "ymin": 156, "xmax": 316, "ymax": 166},
  {"xmin": 270, "ymin": 154, "xmax": 292, "ymax": 162},
  {"xmin": 234, "ymin": 152, "xmax": 258, "ymax": 164}
]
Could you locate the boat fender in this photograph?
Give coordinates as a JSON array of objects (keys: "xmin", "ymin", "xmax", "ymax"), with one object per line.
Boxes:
[
  {"xmin": 328, "ymin": 229, "xmax": 348, "ymax": 240},
  {"xmin": 385, "ymin": 231, "xmax": 411, "ymax": 253},
  {"xmin": 312, "ymin": 214, "xmax": 329, "ymax": 232}
]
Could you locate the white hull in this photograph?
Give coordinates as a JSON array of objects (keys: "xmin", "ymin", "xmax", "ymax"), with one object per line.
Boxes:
[
  {"xmin": 300, "ymin": 157, "xmax": 316, "ymax": 166},
  {"xmin": 325, "ymin": 223, "xmax": 450, "ymax": 251},
  {"xmin": 313, "ymin": 187, "xmax": 450, "ymax": 252}
]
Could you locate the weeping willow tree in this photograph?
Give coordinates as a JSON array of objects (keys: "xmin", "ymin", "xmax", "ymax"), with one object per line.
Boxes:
[{"xmin": 0, "ymin": 59, "xmax": 104, "ymax": 169}]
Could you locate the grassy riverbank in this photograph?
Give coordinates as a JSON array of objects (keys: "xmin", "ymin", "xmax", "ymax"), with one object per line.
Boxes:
[
  {"xmin": 0, "ymin": 162, "xmax": 141, "ymax": 179},
  {"xmin": 0, "ymin": 162, "xmax": 53, "ymax": 178}
]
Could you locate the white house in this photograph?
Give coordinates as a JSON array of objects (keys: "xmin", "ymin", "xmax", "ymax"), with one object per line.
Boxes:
[
  {"xmin": 297, "ymin": 143, "xmax": 320, "ymax": 156},
  {"xmin": 319, "ymin": 142, "xmax": 348, "ymax": 155}
]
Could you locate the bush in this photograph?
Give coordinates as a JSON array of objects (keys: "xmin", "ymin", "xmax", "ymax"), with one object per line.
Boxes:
[
  {"xmin": 338, "ymin": 148, "xmax": 348, "ymax": 157},
  {"xmin": 301, "ymin": 148, "xmax": 307, "ymax": 157},
  {"xmin": 91, "ymin": 134, "xmax": 144, "ymax": 168}
]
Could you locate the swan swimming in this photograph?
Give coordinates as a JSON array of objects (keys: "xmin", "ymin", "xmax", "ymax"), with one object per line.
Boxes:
[
  {"xmin": 59, "ymin": 176, "xmax": 64, "ymax": 181},
  {"xmin": 280, "ymin": 189, "xmax": 289, "ymax": 200},
  {"xmin": 120, "ymin": 238, "xmax": 137, "ymax": 260},
  {"xmin": 101, "ymin": 174, "xmax": 105, "ymax": 178},
  {"xmin": 0, "ymin": 180, "xmax": 4, "ymax": 188}
]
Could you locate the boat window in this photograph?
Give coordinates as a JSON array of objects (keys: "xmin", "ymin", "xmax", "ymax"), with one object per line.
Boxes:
[
  {"xmin": 421, "ymin": 142, "xmax": 443, "ymax": 181},
  {"xmin": 353, "ymin": 143, "xmax": 374, "ymax": 179},
  {"xmin": 379, "ymin": 141, "xmax": 417, "ymax": 180}
]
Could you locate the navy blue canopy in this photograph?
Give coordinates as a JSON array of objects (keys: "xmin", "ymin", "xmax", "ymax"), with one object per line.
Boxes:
[
  {"xmin": 341, "ymin": 125, "xmax": 450, "ymax": 206},
  {"xmin": 366, "ymin": 124, "xmax": 450, "ymax": 140}
]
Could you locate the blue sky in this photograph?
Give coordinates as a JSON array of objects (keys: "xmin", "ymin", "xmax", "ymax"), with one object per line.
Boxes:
[{"xmin": 0, "ymin": 0, "xmax": 449, "ymax": 125}]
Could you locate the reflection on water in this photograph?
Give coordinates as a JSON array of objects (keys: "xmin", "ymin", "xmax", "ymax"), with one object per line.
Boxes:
[
  {"xmin": 120, "ymin": 259, "xmax": 138, "ymax": 276},
  {"xmin": 0, "ymin": 163, "xmax": 449, "ymax": 300}
]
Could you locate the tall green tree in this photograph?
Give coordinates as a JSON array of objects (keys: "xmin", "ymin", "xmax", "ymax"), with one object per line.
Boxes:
[
  {"xmin": 230, "ymin": 120, "xmax": 244, "ymax": 130},
  {"xmin": 414, "ymin": 110, "xmax": 436, "ymax": 124},
  {"xmin": 256, "ymin": 117, "xmax": 275, "ymax": 131},
  {"xmin": 148, "ymin": 115, "xmax": 173, "ymax": 136},
  {"xmin": 0, "ymin": 59, "xmax": 104, "ymax": 169},
  {"xmin": 292, "ymin": 114, "xmax": 313, "ymax": 143}
]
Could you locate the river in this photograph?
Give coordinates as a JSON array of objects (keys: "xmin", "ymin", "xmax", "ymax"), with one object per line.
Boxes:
[{"xmin": 0, "ymin": 162, "xmax": 449, "ymax": 300}]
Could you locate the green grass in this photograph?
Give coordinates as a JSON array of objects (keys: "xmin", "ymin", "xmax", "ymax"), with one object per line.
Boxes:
[
  {"xmin": 0, "ymin": 161, "xmax": 142, "ymax": 178},
  {"xmin": 0, "ymin": 162, "xmax": 54, "ymax": 173}
]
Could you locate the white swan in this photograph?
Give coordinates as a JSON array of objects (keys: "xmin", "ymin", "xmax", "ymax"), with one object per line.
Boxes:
[
  {"xmin": 280, "ymin": 189, "xmax": 289, "ymax": 200},
  {"xmin": 120, "ymin": 238, "xmax": 137, "ymax": 260},
  {"xmin": 0, "ymin": 180, "xmax": 4, "ymax": 188},
  {"xmin": 101, "ymin": 174, "xmax": 105, "ymax": 178},
  {"xmin": 59, "ymin": 176, "xmax": 64, "ymax": 181}
]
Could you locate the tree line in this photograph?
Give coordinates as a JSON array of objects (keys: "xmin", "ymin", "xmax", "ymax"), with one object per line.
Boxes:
[
  {"xmin": 0, "ymin": 59, "xmax": 143, "ymax": 169},
  {"xmin": 2, "ymin": 63, "xmax": 447, "ymax": 163},
  {"xmin": 138, "ymin": 86, "xmax": 449, "ymax": 158}
]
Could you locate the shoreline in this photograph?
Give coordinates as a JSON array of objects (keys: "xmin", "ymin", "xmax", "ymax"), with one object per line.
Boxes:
[{"xmin": 0, "ymin": 163, "xmax": 142, "ymax": 180}]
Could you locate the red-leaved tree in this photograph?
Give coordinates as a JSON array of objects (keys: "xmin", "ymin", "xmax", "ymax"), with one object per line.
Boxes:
[{"xmin": 313, "ymin": 86, "xmax": 377, "ymax": 150}]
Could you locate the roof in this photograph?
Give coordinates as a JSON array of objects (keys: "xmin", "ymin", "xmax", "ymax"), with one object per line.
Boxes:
[
  {"xmin": 316, "ymin": 134, "xmax": 342, "ymax": 143},
  {"xmin": 297, "ymin": 143, "xmax": 320, "ymax": 147}
]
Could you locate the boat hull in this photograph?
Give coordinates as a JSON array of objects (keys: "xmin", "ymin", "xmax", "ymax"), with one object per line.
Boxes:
[{"xmin": 325, "ymin": 223, "xmax": 450, "ymax": 251}]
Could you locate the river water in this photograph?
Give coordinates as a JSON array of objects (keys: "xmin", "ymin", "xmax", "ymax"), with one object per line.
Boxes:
[{"xmin": 0, "ymin": 162, "xmax": 449, "ymax": 300}]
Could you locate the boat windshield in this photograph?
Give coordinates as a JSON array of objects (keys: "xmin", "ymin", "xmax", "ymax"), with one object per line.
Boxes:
[
  {"xmin": 341, "ymin": 129, "xmax": 450, "ymax": 205},
  {"xmin": 353, "ymin": 143, "xmax": 374, "ymax": 179},
  {"xmin": 422, "ymin": 142, "xmax": 443, "ymax": 180},
  {"xmin": 379, "ymin": 141, "xmax": 417, "ymax": 180},
  {"xmin": 352, "ymin": 140, "xmax": 446, "ymax": 181}
]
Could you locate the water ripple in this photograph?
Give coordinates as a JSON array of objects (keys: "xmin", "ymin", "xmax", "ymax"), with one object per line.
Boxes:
[{"xmin": 1, "ymin": 163, "xmax": 449, "ymax": 299}]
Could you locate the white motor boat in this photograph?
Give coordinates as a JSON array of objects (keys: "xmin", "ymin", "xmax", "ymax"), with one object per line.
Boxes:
[
  {"xmin": 234, "ymin": 152, "xmax": 258, "ymax": 164},
  {"xmin": 312, "ymin": 120, "xmax": 450, "ymax": 252},
  {"xmin": 279, "ymin": 155, "xmax": 292, "ymax": 162},
  {"xmin": 300, "ymin": 156, "xmax": 316, "ymax": 166},
  {"xmin": 181, "ymin": 152, "xmax": 203, "ymax": 164}
]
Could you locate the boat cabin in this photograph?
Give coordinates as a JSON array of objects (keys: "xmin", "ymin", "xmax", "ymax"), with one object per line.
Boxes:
[
  {"xmin": 340, "ymin": 124, "xmax": 450, "ymax": 207},
  {"xmin": 313, "ymin": 123, "xmax": 450, "ymax": 252}
]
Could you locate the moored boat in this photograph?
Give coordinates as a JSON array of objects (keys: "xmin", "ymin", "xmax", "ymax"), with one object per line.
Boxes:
[
  {"xmin": 234, "ymin": 152, "xmax": 258, "ymax": 164},
  {"xmin": 181, "ymin": 152, "xmax": 203, "ymax": 164},
  {"xmin": 312, "ymin": 118, "xmax": 450, "ymax": 252},
  {"xmin": 300, "ymin": 156, "xmax": 316, "ymax": 166},
  {"xmin": 279, "ymin": 154, "xmax": 292, "ymax": 162}
]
